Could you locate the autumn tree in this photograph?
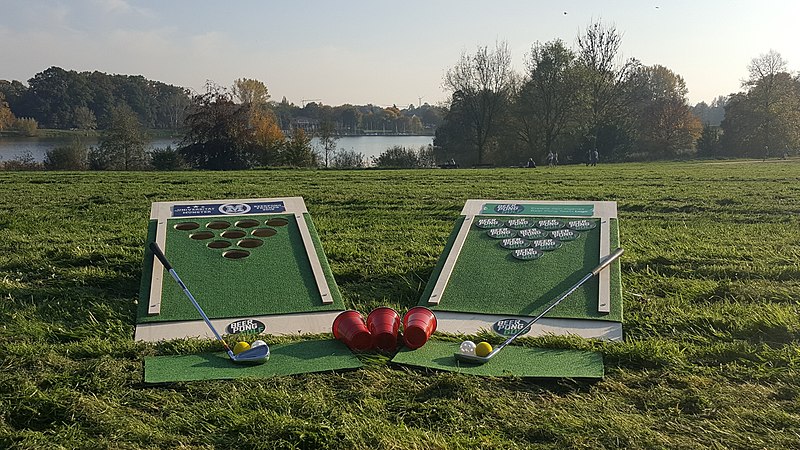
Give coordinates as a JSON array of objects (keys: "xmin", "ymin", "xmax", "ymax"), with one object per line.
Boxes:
[
  {"xmin": 719, "ymin": 92, "xmax": 761, "ymax": 157},
  {"xmin": 516, "ymin": 39, "xmax": 583, "ymax": 162},
  {"xmin": 576, "ymin": 22, "xmax": 640, "ymax": 159},
  {"xmin": 691, "ymin": 96, "xmax": 727, "ymax": 126},
  {"xmin": 317, "ymin": 120, "xmax": 337, "ymax": 168},
  {"xmin": 629, "ymin": 65, "xmax": 702, "ymax": 159},
  {"xmin": 44, "ymin": 139, "xmax": 89, "ymax": 170},
  {"xmin": 91, "ymin": 105, "xmax": 149, "ymax": 170},
  {"xmin": 281, "ymin": 128, "xmax": 318, "ymax": 167},
  {"xmin": 721, "ymin": 51, "xmax": 800, "ymax": 157},
  {"xmin": 0, "ymin": 92, "xmax": 15, "ymax": 131},
  {"xmin": 72, "ymin": 106, "xmax": 97, "ymax": 131},
  {"xmin": 743, "ymin": 50, "xmax": 795, "ymax": 157},
  {"xmin": 233, "ymin": 78, "xmax": 270, "ymax": 110},
  {"xmin": 251, "ymin": 110, "xmax": 285, "ymax": 166},
  {"xmin": 696, "ymin": 124, "xmax": 722, "ymax": 157},
  {"xmin": 180, "ymin": 83, "xmax": 256, "ymax": 170},
  {"xmin": 442, "ymin": 41, "xmax": 515, "ymax": 164}
]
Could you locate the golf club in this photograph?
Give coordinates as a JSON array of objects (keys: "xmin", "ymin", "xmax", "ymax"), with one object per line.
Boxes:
[
  {"xmin": 150, "ymin": 242, "xmax": 269, "ymax": 364},
  {"xmin": 454, "ymin": 247, "xmax": 624, "ymax": 364}
]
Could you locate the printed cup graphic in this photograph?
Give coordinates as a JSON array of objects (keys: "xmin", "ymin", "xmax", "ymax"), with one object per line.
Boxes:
[
  {"xmin": 332, "ymin": 310, "xmax": 373, "ymax": 351},
  {"xmin": 366, "ymin": 307, "xmax": 401, "ymax": 352},
  {"xmin": 402, "ymin": 306, "xmax": 437, "ymax": 349}
]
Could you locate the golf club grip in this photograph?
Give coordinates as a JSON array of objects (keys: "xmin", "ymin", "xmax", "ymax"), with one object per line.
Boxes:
[
  {"xmin": 149, "ymin": 242, "xmax": 172, "ymax": 271},
  {"xmin": 591, "ymin": 248, "xmax": 624, "ymax": 276}
]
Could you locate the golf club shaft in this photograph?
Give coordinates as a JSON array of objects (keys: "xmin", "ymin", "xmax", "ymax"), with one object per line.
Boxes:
[
  {"xmin": 150, "ymin": 242, "xmax": 235, "ymax": 357},
  {"xmin": 492, "ymin": 247, "xmax": 624, "ymax": 354}
]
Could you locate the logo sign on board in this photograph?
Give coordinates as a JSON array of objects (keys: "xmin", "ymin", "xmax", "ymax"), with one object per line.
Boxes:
[
  {"xmin": 486, "ymin": 228, "xmax": 516, "ymax": 239},
  {"xmin": 172, "ymin": 201, "xmax": 286, "ymax": 217},
  {"xmin": 220, "ymin": 203, "xmax": 252, "ymax": 214},
  {"xmin": 493, "ymin": 204, "xmax": 525, "ymax": 214},
  {"xmin": 550, "ymin": 228, "xmax": 579, "ymax": 241},
  {"xmin": 530, "ymin": 238, "xmax": 562, "ymax": 251},
  {"xmin": 512, "ymin": 248, "xmax": 542, "ymax": 260},
  {"xmin": 475, "ymin": 218, "xmax": 504, "ymax": 229},
  {"xmin": 226, "ymin": 319, "xmax": 266, "ymax": 335},
  {"xmin": 505, "ymin": 218, "xmax": 533, "ymax": 229},
  {"xmin": 567, "ymin": 219, "xmax": 597, "ymax": 231},
  {"xmin": 492, "ymin": 318, "xmax": 530, "ymax": 337},
  {"xmin": 500, "ymin": 237, "xmax": 530, "ymax": 249},
  {"xmin": 518, "ymin": 228, "xmax": 548, "ymax": 239},
  {"xmin": 535, "ymin": 219, "xmax": 565, "ymax": 231}
]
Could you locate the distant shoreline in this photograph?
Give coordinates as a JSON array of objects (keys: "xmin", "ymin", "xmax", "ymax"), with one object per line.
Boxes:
[{"xmin": 0, "ymin": 129, "xmax": 434, "ymax": 139}]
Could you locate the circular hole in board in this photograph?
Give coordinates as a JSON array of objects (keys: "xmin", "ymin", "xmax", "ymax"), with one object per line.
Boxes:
[
  {"xmin": 235, "ymin": 219, "xmax": 261, "ymax": 228},
  {"xmin": 221, "ymin": 230, "xmax": 246, "ymax": 239},
  {"xmin": 189, "ymin": 231, "xmax": 215, "ymax": 240},
  {"xmin": 252, "ymin": 227, "xmax": 277, "ymax": 237},
  {"xmin": 174, "ymin": 222, "xmax": 200, "ymax": 231},
  {"xmin": 222, "ymin": 249, "xmax": 250, "ymax": 259},
  {"xmin": 234, "ymin": 219, "xmax": 261, "ymax": 228},
  {"xmin": 206, "ymin": 220, "xmax": 231, "ymax": 230},
  {"xmin": 237, "ymin": 238, "xmax": 263, "ymax": 248},
  {"xmin": 266, "ymin": 217, "xmax": 289, "ymax": 227},
  {"xmin": 207, "ymin": 240, "xmax": 232, "ymax": 249}
]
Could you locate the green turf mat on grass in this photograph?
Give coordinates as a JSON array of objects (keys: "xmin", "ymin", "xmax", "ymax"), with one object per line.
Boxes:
[
  {"xmin": 391, "ymin": 340, "xmax": 604, "ymax": 378},
  {"xmin": 144, "ymin": 339, "xmax": 361, "ymax": 383}
]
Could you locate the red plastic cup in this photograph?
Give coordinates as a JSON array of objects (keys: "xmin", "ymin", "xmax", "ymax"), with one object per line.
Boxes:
[
  {"xmin": 366, "ymin": 307, "xmax": 401, "ymax": 352},
  {"xmin": 332, "ymin": 310, "xmax": 373, "ymax": 351},
  {"xmin": 402, "ymin": 306, "xmax": 437, "ymax": 349}
]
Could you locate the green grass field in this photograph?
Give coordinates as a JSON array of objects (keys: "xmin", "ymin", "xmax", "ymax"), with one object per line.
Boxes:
[{"xmin": 1, "ymin": 161, "xmax": 799, "ymax": 449}]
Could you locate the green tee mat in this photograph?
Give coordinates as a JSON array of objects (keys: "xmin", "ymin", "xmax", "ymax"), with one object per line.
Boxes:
[
  {"xmin": 420, "ymin": 216, "xmax": 622, "ymax": 323},
  {"xmin": 143, "ymin": 339, "xmax": 361, "ymax": 383},
  {"xmin": 391, "ymin": 340, "xmax": 604, "ymax": 379},
  {"xmin": 138, "ymin": 213, "xmax": 344, "ymax": 324}
]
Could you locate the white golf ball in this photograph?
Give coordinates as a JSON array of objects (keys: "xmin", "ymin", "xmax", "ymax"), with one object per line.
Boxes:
[
  {"xmin": 250, "ymin": 340, "xmax": 267, "ymax": 348},
  {"xmin": 459, "ymin": 340, "xmax": 477, "ymax": 356}
]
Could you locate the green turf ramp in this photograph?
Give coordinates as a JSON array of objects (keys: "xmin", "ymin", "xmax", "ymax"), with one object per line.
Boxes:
[
  {"xmin": 391, "ymin": 340, "xmax": 604, "ymax": 378},
  {"xmin": 144, "ymin": 339, "xmax": 361, "ymax": 383}
]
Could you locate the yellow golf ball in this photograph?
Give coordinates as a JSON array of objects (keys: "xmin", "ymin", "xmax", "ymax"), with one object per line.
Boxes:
[
  {"xmin": 233, "ymin": 341, "xmax": 251, "ymax": 355},
  {"xmin": 475, "ymin": 341, "xmax": 493, "ymax": 357}
]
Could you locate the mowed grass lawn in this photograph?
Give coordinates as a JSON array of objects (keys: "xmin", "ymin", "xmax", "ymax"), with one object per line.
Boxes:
[{"xmin": 1, "ymin": 160, "xmax": 799, "ymax": 449}]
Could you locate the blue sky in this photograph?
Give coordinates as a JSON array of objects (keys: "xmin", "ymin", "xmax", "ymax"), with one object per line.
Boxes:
[{"xmin": 1, "ymin": 0, "xmax": 798, "ymax": 107}]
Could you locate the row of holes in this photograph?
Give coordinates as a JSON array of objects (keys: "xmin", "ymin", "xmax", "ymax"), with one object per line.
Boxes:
[
  {"xmin": 189, "ymin": 228, "xmax": 277, "ymax": 240},
  {"xmin": 175, "ymin": 218, "xmax": 288, "ymax": 231},
  {"xmin": 174, "ymin": 218, "xmax": 288, "ymax": 260}
]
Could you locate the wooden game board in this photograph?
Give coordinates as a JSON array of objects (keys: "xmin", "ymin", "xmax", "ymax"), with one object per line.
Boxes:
[
  {"xmin": 135, "ymin": 197, "xmax": 344, "ymax": 342},
  {"xmin": 419, "ymin": 200, "xmax": 623, "ymax": 341}
]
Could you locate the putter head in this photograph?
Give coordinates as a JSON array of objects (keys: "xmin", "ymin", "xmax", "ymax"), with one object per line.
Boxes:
[
  {"xmin": 230, "ymin": 344, "xmax": 270, "ymax": 364},
  {"xmin": 453, "ymin": 351, "xmax": 494, "ymax": 364}
]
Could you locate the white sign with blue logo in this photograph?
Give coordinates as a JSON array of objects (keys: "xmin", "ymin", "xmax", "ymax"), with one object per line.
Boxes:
[{"xmin": 172, "ymin": 201, "xmax": 286, "ymax": 217}]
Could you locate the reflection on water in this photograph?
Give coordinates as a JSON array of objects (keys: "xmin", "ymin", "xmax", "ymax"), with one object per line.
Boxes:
[
  {"xmin": 0, "ymin": 137, "xmax": 178, "ymax": 162},
  {"xmin": 0, "ymin": 135, "xmax": 433, "ymax": 163}
]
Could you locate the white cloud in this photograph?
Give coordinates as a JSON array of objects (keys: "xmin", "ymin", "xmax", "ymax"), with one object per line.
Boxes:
[{"xmin": 91, "ymin": 0, "xmax": 132, "ymax": 14}]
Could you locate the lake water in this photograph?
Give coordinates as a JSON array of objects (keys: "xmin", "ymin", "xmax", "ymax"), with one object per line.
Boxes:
[{"xmin": 0, "ymin": 135, "xmax": 434, "ymax": 163}]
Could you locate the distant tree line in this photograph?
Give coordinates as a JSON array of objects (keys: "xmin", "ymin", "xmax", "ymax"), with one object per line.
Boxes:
[
  {"xmin": 272, "ymin": 100, "xmax": 445, "ymax": 136},
  {"xmin": 0, "ymin": 67, "xmax": 191, "ymax": 130},
  {"xmin": 0, "ymin": 67, "xmax": 446, "ymax": 135},
  {"xmin": 434, "ymin": 23, "xmax": 800, "ymax": 166},
  {"xmin": 4, "ymin": 33, "xmax": 799, "ymax": 171},
  {"xmin": 2, "ymin": 77, "xmax": 438, "ymax": 171}
]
